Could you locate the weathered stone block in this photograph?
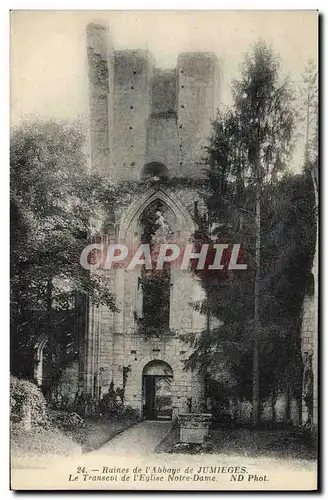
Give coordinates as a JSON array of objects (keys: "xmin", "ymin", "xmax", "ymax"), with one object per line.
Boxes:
[{"xmin": 178, "ymin": 413, "xmax": 212, "ymax": 444}]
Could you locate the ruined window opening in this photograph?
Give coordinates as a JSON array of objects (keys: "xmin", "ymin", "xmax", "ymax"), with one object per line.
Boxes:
[{"xmin": 137, "ymin": 200, "xmax": 173, "ymax": 337}]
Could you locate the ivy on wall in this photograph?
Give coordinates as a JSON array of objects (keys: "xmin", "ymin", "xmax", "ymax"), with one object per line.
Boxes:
[
  {"xmin": 105, "ymin": 177, "xmax": 209, "ymax": 227},
  {"xmin": 95, "ymin": 176, "xmax": 211, "ymax": 341}
]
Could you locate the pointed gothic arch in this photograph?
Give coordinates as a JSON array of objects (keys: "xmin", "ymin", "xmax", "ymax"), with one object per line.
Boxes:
[{"xmin": 118, "ymin": 187, "xmax": 195, "ymax": 244}]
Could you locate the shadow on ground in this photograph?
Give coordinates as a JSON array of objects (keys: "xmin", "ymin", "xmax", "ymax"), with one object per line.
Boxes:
[{"xmin": 156, "ymin": 423, "xmax": 317, "ymax": 461}]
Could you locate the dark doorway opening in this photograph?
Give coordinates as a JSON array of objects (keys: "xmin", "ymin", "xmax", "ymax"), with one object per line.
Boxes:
[{"xmin": 142, "ymin": 361, "xmax": 173, "ymax": 420}]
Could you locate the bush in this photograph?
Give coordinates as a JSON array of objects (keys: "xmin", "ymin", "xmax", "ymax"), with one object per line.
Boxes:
[
  {"xmin": 98, "ymin": 385, "xmax": 140, "ymax": 422},
  {"xmin": 48, "ymin": 409, "xmax": 86, "ymax": 430},
  {"xmin": 10, "ymin": 376, "xmax": 48, "ymax": 427},
  {"xmin": 74, "ymin": 392, "xmax": 100, "ymax": 417},
  {"xmin": 98, "ymin": 382, "xmax": 121, "ymax": 417},
  {"xmin": 117, "ymin": 405, "xmax": 140, "ymax": 422}
]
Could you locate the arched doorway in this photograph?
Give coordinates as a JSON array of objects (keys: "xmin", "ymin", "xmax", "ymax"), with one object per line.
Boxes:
[{"xmin": 142, "ymin": 360, "xmax": 173, "ymax": 421}]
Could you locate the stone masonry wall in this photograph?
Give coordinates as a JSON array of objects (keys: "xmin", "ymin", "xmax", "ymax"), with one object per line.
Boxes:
[
  {"xmin": 112, "ymin": 49, "xmax": 155, "ymax": 182},
  {"xmin": 86, "ymin": 23, "xmax": 113, "ymax": 179},
  {"xmin": 82, "ymin": 183, "xmax": 208, "ymax": 416},
  {"xmin": 90, "ymin": 233, "xmax": 207, "ymax": 416},
  {"xmin": 84, "ymin": 23, "xmax": 219, "ymax": 417},
  {"xmin": 86, "ymin": 23, "xmax": 220, "ymax": 182},
  {"xmin": 176, "ymin": 52, "xmax": 220, "ymax": 178}
]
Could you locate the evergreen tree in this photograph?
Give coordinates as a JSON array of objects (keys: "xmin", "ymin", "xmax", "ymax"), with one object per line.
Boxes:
[{"xmin": 186, "ymin": 42, "xmax": 316, "ymax": 425}]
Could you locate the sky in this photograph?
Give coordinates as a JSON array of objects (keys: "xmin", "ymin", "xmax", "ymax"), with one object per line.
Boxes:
[{"xmin": 10, "ymin": 10, "xmax": 318, "ymax": 171}]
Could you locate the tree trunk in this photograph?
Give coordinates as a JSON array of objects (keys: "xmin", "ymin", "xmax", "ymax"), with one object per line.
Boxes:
[
  {"xmin": 285, "ymin": 381, "xmax": 292, "ymax": 424},
  {"xmin": 253, "ymin": 153, "xmax": 261, "ymax": 427},
  {"xmin": 46, "ymin": 278, "xmax": 54, "ymax": 400},
  {"xmin": 271, "ymin": 388, "xmax": 277, "ymax": 429}
]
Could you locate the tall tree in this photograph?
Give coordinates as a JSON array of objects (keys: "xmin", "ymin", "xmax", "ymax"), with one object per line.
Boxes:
[
  {"xmin": 298, "ymin": 59, "xmax": 318, "ymax": 169},
  {"xmin": 187, "ymin": 41, "xmax": 299, "ymax": 425},
  {"xmin": 232, "ymin": 41, "xmax": 295, "ymax": 425},
  {"xmin": 10, "ymin": 119, "xmax": 117, "ymax": 391}
]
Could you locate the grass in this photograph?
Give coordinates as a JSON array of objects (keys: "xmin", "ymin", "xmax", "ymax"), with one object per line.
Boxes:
[
  {"xmin": 11, "ymin": 416, "xmax": 139, "ymax": 459},
  {"xmin": 208, "ymin": 427, "xmax": 317, "ymax": 460},
  {"xmin": 157, "ymin": 424, "xmax": 317, "ymax": 461},
  {"xmin": 69, "ymin": 416, "xmax": 138, "ymax": 453},
  {"xmin": 11, "ymin": 424, "xmax": 81, "ymax": 458}
]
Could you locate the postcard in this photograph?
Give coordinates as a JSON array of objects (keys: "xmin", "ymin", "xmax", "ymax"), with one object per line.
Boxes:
[{"xmin": 10, "ymin": 10, "xmax": 318, "ymax": 491}]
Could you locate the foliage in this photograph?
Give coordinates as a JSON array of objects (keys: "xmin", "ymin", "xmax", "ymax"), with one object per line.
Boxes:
[
  {"xmin": 298, "ymin": 59, "xmax": 318, "ymax": 169},
  {"xmin": 98, "ymin": 381, "xmax": 121, "ymax": 416},
  {"xmin": 232, "ymin": 41, "xmax": 296, "ymax": 181},
  {"xmin": 48, "ymin": 409, "xmax": 86, "ymax": 430},
  {"xmin": 188, "ymin": 169, "xmax": 316, "ymax": 403},
  {"xmin": 10, "ymin": 376, "xmax": 48, "ymax": 427},
  {"xmin": 10, "ymin": 119, "xmax": 117, "ymax": 386},
  {"xmin": 116, "ymin": 405, "xmax": 140, "ymax": 422},
  {"xmin": 97, "ymin": 384, "xmax": 140, "ymax": 421},
  {"xmin": 186, "ymin": 41, "xmax": 316, "ymax": 413}
]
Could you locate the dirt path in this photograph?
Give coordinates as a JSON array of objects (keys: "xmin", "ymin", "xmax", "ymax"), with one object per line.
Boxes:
[{"xmin": 95, "ymin": 420, "xmax": 172, "ymax": 455}]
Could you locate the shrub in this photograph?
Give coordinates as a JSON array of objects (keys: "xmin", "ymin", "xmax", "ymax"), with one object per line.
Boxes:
[
  {"xmin": 116, "ymin": 405, "xmax": 140, "ymax": 422},
  {"xmin": 74, "ymin": 392, "xmax": 100, "ymax": 417},
  {"xmin": 98, "ymin": 382, "xmax": 121, "ymax": 417},
  {"xmin": 98, "ymin": 385, "xmax": 140, "ymax": 421},
  {"xmin": 48, "ymin": 409, "xmax": 86, "ymax": 430},
  {"xmin": 10, "ymin": 376, "xmax": 48, "ymax": 427}
]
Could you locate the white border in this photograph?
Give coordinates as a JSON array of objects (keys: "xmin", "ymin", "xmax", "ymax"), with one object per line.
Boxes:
[{"xmin": 3, "ymin": 3, "xmax": 325, "ymax": 498}]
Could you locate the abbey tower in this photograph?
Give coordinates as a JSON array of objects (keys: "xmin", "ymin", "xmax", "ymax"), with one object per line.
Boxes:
[
  {"xmin": 83, "ymin": 22, "xmax": 221, "ymax": 419},
  {"xmin": 87, "ymin": 22, "xmax": 220, "ymax": 181}
]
